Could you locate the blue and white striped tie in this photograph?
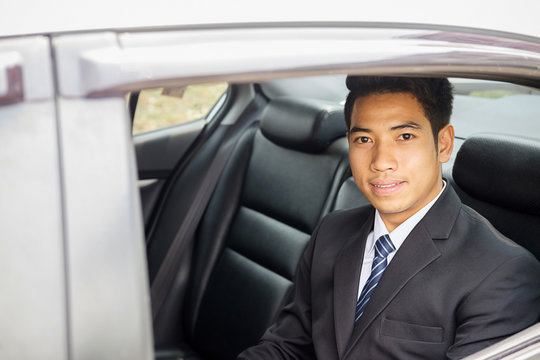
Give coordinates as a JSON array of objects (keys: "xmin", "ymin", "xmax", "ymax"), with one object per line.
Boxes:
[{"xmin": 355, "ymin": 234, "xmax": 396, "ymax": 323}]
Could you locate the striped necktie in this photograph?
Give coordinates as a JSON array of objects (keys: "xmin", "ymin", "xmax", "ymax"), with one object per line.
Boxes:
[{"xmin": 355, "ymin": 234, "xmax": 396, "ymax": 323}]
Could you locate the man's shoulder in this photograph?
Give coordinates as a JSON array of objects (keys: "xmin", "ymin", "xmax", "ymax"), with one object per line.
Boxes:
[{"xmin": 307, "ymin": 205, "xmax": 374, "ymax": 259}]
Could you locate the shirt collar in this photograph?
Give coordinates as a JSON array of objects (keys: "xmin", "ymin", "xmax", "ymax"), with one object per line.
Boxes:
[{"xmin": 371, "ymin": 180, "xmax": 447, "ymax": 252}]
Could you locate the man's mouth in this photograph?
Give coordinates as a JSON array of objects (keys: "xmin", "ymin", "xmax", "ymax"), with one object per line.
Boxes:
[
  {"xmin": 369, "ymin": 180, "xmax": 405, "ymax": 194},
  {"xmin": 372, "ymin": 183, "xmax": 400, "ymax": 188}
]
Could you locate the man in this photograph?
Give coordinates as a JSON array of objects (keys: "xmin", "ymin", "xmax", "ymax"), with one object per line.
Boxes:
[{"xmin": 238, "ymin": 76, "xmax": 540, "ymax": 359}]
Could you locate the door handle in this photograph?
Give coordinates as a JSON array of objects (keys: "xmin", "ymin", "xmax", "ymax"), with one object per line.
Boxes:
[{"xmin": 0, "ymin": 52, "xmax": 23, "ymax": 106}]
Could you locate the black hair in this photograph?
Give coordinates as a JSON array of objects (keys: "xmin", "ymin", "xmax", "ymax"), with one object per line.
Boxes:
[{"xmin": 344, "ymin": 76, "xmax": 454, "ymax": 142}]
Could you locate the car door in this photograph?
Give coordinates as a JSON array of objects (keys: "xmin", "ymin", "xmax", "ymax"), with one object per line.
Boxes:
[
  {"xmin": 0, "ymin": 33, "xmax": 155, "ymax": 359},
  {"xmin": 0, "ymin": 35, "xmax": 67, "ymax": 360},
  {"xmin": 2, "ymin": 23, "xmax": 539, "ymax": 360},
  {"xmin": 50, "ymin": 25, "xmax": 540, "ymax": 360}
]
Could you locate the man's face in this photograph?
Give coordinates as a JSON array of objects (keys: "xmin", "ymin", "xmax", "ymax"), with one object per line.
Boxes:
[{"xmin": 348, "ymin": 92, "xmax": 454, "ymax": 231}]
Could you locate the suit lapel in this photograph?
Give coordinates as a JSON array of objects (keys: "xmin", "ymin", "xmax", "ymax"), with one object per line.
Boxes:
[
  {"xmin": 346, "ymin": 224, "xmax": 441, "ymax": 354},
  {"xmin": 343, "ymin": 185, "xmax": 461, "ymax": 358},
  {"xmin": 333, "ymin": 211, "xmax": 374, "ymax": 358}
]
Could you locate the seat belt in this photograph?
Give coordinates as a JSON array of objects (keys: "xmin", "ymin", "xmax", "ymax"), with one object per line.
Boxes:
[{"xmin": 150, "ymin": 97, "xmax": 261, "ymax": 321}]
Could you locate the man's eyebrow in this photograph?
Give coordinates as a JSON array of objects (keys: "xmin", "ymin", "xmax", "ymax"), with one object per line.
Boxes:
[
  {"xmin": 349, "ymin": 127, "xmax": 371, "ymax": 134},
  {"xmin": 391, "ymin": 121, "xmax": 423, "ymax": 131},
  {"xmin": 349, "ymin": 122, "xmax": 422, "ymax": 133}
]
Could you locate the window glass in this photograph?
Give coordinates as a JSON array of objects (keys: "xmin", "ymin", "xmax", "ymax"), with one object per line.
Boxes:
[
  {"xmin": 132, "ymin": 82, "xmax": 228, "ymax": 134},
  {"xmin": 262, "ymin": 75, "xmax": 540, "ymax": 141},
  {"xmin": 450, "ymin": 79, "xmax": 540, "ymax": 140}
]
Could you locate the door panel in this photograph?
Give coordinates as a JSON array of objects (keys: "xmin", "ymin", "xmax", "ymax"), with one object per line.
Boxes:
[
  {"xmin": 54, "ymin": 33, "xmax": 154, "ymax": 360},
  {"xmin": 134, "ymin": 118, "xmax": 206, "ymax": 179},
  {"xmin": 134, "ymin": 120, "xmax": 205, "ymax": 228},
  {"xmin": 132, "ymin": 83, "xmax": 229, "ymax": 225},
  {"xmin": 0, "ymin": 37, "xmax": 67, "ymax": 360},
  {"xmin": 139, "ymin": 179, "xmax": 166, "ymax": 228},
  {"xmin": 56, "ymin": 96, "xmax": 153, "ymax": 360}
]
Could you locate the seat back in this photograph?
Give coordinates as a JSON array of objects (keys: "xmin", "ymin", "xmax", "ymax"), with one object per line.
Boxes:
[
  {"xmin": 332, "ymin": 176, "xmax": 370, "ymax": 211},
  {"xmin": 446, "ymin": 134, "xmax": 540, "ymax": 259},
  {"xmin": 184, "ymin": 97, "xmax": 350, "ymax": 359}
]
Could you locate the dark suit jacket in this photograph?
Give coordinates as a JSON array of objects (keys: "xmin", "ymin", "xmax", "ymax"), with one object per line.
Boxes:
[{"xmin": 238, "ymin": 185, "xmax": 540, "ymax": 359}]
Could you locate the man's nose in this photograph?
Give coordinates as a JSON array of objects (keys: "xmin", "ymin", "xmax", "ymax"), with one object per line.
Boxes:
[{"xmin": 371, "ymin": 142, "xmax": 397, "ymax": 172}]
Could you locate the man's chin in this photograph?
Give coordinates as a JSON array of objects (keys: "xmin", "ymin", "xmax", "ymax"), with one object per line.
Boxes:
[
  {"xmin": 371, "ymin": 199, "xmax": 411, "ymax": 215},
  {"xmin": 377, "ymin": 207, "xmax": 408, "ymax": 215}
]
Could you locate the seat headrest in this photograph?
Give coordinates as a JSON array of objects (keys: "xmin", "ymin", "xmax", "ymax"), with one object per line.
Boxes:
[
  {"xmin": 260, "ymin": 97, "xmax": 347, "ymax": 153},
  {"xmin": 452, "ymin": 134, "xmax": 540, "ymax": 216}
]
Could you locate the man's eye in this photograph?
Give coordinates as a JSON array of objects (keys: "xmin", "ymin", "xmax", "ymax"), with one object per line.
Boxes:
[
  {"xmin": 399, "ymin": 133, "xmax": 414, "ymax": 140},
  {"xmin": 356, "ymin": 136, "xmax": 371, "ymax": 143}
]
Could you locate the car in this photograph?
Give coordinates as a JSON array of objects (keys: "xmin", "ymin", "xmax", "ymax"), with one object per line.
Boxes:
[{"xmin": 1, "ymin": 3, "xmax": 539, "ymax": 359}]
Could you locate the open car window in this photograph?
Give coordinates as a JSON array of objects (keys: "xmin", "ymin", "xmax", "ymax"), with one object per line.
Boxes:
[
  {"xmin": 132, "ymin": 82, "xmax": 228, "ymax": 134},
  {"xmin": 261, "ymin": 76, "xmax": 540, "ymax": 141},
  {"xmin": 451, "ymin": 79, "xmax": 540, "ymax": 140}
]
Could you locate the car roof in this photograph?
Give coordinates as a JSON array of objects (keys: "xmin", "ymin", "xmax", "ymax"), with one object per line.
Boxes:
[{"xmin": 2, "ymin": 0, "xmax": 540, "ymax": 38}]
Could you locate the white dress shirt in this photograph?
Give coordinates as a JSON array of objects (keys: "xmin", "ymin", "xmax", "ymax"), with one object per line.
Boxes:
[{"xmin": 357, "ymin": 181, "xmax": 447, "ymax": 299}]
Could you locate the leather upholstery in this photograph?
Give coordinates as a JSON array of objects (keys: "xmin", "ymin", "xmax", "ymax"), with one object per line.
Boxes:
[
  {"xmin": 332, "ymin": 176, "xmax": 370, "ymax": 211},
  {"xmin": 181, "ymin": 97, "xmax": 350, "ymax": 359},
  {"xmin": 260, "ymin": 97, "xmax": 347, "ymax": 153},
  {"xmin": 453, "ymin": 134, "xmax": 540, "ymax": 216},
  {"xmin": 151, "ymin": 93, "xmax": 269, "ymax": 348},
  {"xmin": 447, "ymin": 134, "xmax": 540, "ymax": 259}
]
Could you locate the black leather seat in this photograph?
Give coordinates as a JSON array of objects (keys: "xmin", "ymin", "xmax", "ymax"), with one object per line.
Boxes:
[
  {"xmin": 446, "ymin": 134, "xmax": 540, "ymax": 260},
  {"xmin": 157, "ymin": 96, "xmax": 350, "ymax": 359},
  {"xmin": 332, "ymin": 176, "xmax": 370, "ymax": 211}
]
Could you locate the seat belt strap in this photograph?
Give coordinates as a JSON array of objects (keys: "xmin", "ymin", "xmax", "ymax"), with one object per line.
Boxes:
[{"xmin": 150, "ymin": 99, "xmax": 260, "ymax": 320}]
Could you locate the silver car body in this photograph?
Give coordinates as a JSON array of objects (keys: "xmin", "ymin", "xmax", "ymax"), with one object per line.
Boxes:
[{"xmin": 1, "ymin": 3, "xmax": 539, "ymax": 359}]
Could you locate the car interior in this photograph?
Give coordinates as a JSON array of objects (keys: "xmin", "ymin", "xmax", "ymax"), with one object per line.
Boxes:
[{"xmin": 131, "ymin": 75, "xmax": 540, "ymax": 360}]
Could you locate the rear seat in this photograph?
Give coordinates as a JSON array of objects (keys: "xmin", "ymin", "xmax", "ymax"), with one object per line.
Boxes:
[
  {"xmin": 153, "ymin": 99, "xmax": 539, "ymax": 359},
  {"xmin": 156, "ymin": 96, "xmax": 350, "ymax": 359},
  {"xmin": 446, "ymin": 134, "xmax": 540, "ymax": 259}
]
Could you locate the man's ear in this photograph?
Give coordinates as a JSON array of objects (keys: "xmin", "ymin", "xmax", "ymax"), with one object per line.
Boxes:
[{"xmin": 438, "ymin": 124, "xmax": 454, "ymax": 163}]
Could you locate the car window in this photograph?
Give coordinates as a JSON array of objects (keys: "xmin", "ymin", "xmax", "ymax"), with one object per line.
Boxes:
[
  {"xmin": 449, "ymin": 79, "xmax": 540, "ymax": 140},
  {"xmin": 132, "ymin": 82, "xmax": 228, "ymax": 134},
  {"xmin": 262, "ymin": 76, "xmax": 540, "ymax": 141}
]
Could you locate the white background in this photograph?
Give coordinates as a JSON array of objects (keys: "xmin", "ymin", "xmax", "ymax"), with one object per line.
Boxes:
[{"xmin": 1, "ymin": 0, "xmax": 539, "ymax": 38}]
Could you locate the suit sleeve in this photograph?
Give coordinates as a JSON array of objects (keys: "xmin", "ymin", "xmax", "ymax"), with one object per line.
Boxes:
[
  {"xmin": 447, "ymin": 254, "xmax": 540, "ymax": 359},
  {"xmin": 236, "ymin": 222, "xmax": 320, "ymax": 360}
]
